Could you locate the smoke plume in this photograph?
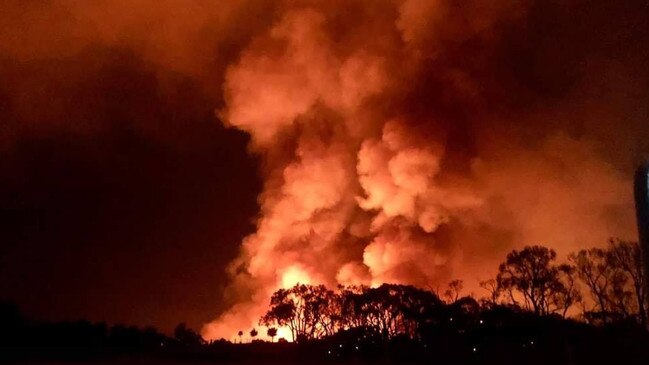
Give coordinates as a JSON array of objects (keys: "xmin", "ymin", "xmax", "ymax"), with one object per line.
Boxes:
[
  {"xmin": 1, "ymin": 0, "xmax": 647, "ymax": 339},
  {"xmin": 202, "ymin": 0, "xmax": 647, "ymax": 339}
]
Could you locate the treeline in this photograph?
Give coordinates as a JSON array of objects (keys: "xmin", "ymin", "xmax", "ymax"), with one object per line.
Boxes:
[
  {"xmin": 260, "ymin": 239, "xmax": 648, "ymax": 343},
  {"xmin": 1, "ymin": 303, "xmax": 161, "ymax": 350},
  {"xmin": 0, "ymin": 301, "xmax": 207, "ymax": 361},
  {"xmin": 1, "ymin": 239, "xmax": 647, "ymax": 364}
]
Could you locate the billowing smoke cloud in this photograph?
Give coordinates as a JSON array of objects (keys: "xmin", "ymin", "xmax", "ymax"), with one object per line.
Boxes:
[
  {"xmin": 201, "ymin": 0, "xmax": 647, "ymax": 339},
  {"xmin": 1, "ymin": 0, "xmax": 647, "ymax": 339}
]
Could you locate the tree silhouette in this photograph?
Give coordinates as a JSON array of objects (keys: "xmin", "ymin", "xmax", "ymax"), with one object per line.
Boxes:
[
  {"xmin": 606, "ymin": 239, "xmax": 647, "ymax": 327},
  {"xmin": 569, "ymin": 240, "xmax": 646, "ymax": 325},
  {"xmin": 496, "ymin": 245, "xmax": 577, "ymax": 316},
  {"xmin": 444, "ymin": 280, "xmax": 464, "ymax": 303},
  {"xmin": 249, "ymin": 241, "xmax": 648, "ymax": 363},
  {"xmin": 479, "ymin": 279, "xmax": 500, "ymax": 306},
  {"xmin": 260, "ymin": 284, "xmax": 339, "ymax": 342},
  {"xmin": 339, "ymin": 283, "xmax": 442, "ymax": 339},
  {"xmin": 554, "ymin": 263, "xmax": 582, "ymax": 317},
  {"xmin": 2, "ymin": 236, "xmax": 649, "ymax": 365},
  {"xmin": 569, "ymin": 247, "xmax": 615, "ymax": 317},
  {"xmin": 260, "ymin": 288, "xmax": 297, "ymax": 341},
  {"xmin": 267, "ymin": 327, "xmax": 277, "ymax": 342}
]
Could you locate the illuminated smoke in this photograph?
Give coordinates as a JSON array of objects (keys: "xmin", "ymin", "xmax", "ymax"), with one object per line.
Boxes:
[
  {"xmin": 0, "ymin": 0, "xmax": 642, "ymax": 341},
  {"xmin": 201, "ymin": 0, "xmax": 638, "ymax": 340}
]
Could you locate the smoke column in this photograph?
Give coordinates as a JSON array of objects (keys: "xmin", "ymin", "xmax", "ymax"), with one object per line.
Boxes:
[
  {"xmin": 0, "ymin": 0, "xmax": 647, "ymax": 337},
  {"xmin": 201, "ymin": 0, "xmax": 642, "ymax": 340}
]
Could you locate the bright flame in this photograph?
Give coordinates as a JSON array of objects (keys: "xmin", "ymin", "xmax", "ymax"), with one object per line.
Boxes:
[
  {"xmin": 276, "ymin": 326, "xmax": 293, "ymax": 342},
  {"xmin": 281, "ymin": 265, "xmax": 312, "ymax": 288}
]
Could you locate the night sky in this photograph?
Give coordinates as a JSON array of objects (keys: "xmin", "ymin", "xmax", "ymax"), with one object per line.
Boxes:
[
  {"xmin": 1, "ymin": 0, "xmax": 648, "ymax": 335},
  {"xmin": 0, "ymin": 47, "xmax": 261, "ymax": 332}
]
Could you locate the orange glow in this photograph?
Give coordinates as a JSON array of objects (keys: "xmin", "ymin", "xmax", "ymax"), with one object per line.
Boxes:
[
  {"xmin": 281, "ymin": 265, "xmax": 312, "ymax": 288},
  {"xmin": 276, "ymin": 327, "xmax": 293, "ymax": 342},
  {"xmin": 200, "ymin": 1, "xmax": 638, "ymax": 341},
  {"xmin": 0, "ymin": 0, "xmax": 642, "ymax": 343}
]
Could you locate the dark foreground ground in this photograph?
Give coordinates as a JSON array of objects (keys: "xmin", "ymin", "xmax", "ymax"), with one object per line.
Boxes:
[
  {"xmin": 4, "ymin": 324, "xmax": 649, "ymax": 365},
  {"xmin": 3, "ymin": 300, "xmax": 649, "ymax": 365}
]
